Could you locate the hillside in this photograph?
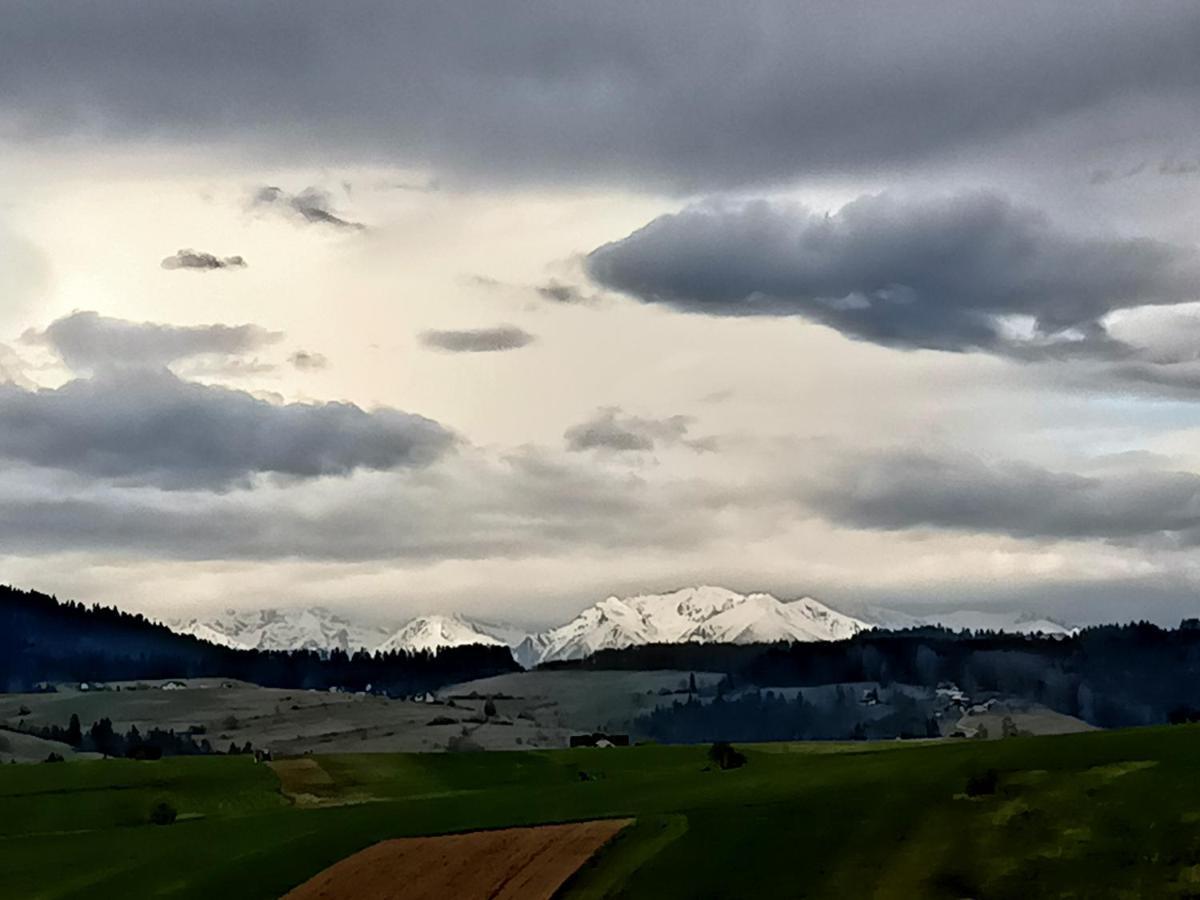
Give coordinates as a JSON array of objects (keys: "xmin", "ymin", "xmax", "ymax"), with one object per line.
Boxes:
[
  {"xmin": 0, "ymin": 585, "xmax": 519, "ymax": 695},
  {"xmin": 7, "ymin": 726, "xmax": 1200, "ymax": 898}
]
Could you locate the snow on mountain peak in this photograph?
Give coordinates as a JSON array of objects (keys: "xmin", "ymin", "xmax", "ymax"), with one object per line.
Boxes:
[
  {"xmin": 526, "ymin": 586, "xmax": 870, "ymax": 665},
  {"xmin": 376, "ymin": 614, "xmax": 505, "ymax": 655},
  {"xmin": 169, "ymin": 606, "xmax": 390, "ymax": 653},
  {"xmin": 167, "ymin": 588, "xmax": 1076, "ymax": 668}
]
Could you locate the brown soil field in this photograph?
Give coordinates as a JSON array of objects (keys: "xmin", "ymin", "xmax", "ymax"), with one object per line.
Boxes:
[{"xmin": 282, "ymin": 819, "xmax": 633, "ymax": 900}]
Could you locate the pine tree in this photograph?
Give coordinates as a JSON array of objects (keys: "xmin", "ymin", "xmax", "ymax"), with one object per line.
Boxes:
[{"xmin": 65, "ymin": 713, "xmax": 82, "ymax": 747}]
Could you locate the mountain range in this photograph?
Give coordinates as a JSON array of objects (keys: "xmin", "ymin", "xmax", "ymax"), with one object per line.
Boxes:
[{"xmin": 168, "ymin": 586, "xmax": 1075, "ymax": 667}]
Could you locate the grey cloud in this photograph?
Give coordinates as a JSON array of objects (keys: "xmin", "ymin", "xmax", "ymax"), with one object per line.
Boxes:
[
  {"xmin": 809, "ymin": 450, "xmax": 1200, "ymax": 544},
  {"xmin": 0, "ymin": 367, "xmax": 454, "ymax": 490},
  {"xmin": 5, "ymin": 4, "xmax": 1200, "ymax": 189},
  {"xmin": 421, "ymin": 325, "xmax": 535, "ymax": 353},
  {"xmin": 26, "ymin": 311, "xmax": 280, "ymax": 374},
  {"xmin": 537, "ymin": 281, "xmax": 590, "ymax": 304},
  {"xmin": 288, "ymin": 349, "xmax": 329, "ymax": 371},
  {"xmin": 0, "ymin": 344, "xmax": 36, "ymax": 390},
  {"xmin": 1088, "ymin": 161, "xmax": 1148, "ymax": 185},
  {"xmin": 586, "ymin": 192, "xmax": 1200, "ymax": 355},
  {"xmin": 161, "ymin": 249, "xmax": 247, "ymax": 271},
  {"xmin": 253, "ymin": 186, "xmax": 365, "ymax": 231},
  {"xmin": 0, "ymin": 449, "xmax": 707, "ymax": 562},
  {"xmin": 1160, "ymin": 159, "xmax": 1200, "ymax": 176},
  {"xmin": 565, "ymin": 407, "xmax": 712, "ymax": 453}
]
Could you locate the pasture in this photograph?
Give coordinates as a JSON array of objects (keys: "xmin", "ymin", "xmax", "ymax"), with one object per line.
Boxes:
[{"xmin": 4, "ymin": 725, "xmax": 1200, "ymax": 898}]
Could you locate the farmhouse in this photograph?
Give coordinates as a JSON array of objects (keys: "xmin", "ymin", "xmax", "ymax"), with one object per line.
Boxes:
[{"xmin": 569, "ymin": 732, "xmax": 631, "ymax": 748}]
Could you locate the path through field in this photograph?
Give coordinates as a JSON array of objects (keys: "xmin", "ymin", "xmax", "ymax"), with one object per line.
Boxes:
[{"xmin": 281, "ymin": 819, "xmax": 633, "ymax": 900}]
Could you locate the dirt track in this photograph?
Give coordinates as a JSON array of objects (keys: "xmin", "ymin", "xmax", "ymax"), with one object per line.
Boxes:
[{"xmin": 282, "ymin": 819, "xmax": 633, "ymax": 900}]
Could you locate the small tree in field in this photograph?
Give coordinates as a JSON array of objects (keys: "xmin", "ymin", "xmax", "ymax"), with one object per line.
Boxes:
[
  {"xmin": 708, "ymin": 741, "xmax": 747, "ymax": 770},
  {"xmin": 66, "ymin": 714, "xmax": 82, "ymax": 747},
  {"xmin": 149, "ymin": 801, "xmax": 177, "ymax": 825}
]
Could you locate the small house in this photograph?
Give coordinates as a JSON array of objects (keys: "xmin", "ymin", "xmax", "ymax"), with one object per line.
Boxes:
[{"xmin": 569, "ymin": 732, "xmax": 631, "ymax": 748}]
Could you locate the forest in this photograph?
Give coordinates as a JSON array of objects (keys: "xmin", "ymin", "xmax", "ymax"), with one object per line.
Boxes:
[
  {"xmin": 557, "ymin": 621, "xmax": 1200, "ymax": 731},
  {"xmin": 0, "ymin": 585, "xmax": 519, "ymax": 695}
]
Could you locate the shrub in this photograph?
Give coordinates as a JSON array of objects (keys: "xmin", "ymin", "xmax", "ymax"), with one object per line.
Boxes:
[
  {"xmin": 708, "ymin": 741, "xmax": 747, "ymax": 770},
  {"xmin": 446, "ymin": 733, "xmax": 484, "ymax": 752},
  {"xmin": 149, "ymin": 801, "xmax": 178, "ymax": 825},
  {"xmin": 965, "ymin": 769, "xmax": 999, "ymax": 797}
]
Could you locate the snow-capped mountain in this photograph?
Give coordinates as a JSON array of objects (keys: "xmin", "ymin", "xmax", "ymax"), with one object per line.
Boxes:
[
  {"xmin": 517, "ymin": 586, "xmax": 870, "ymax": 665},
  {"xmin": 170, "ymin": 607, "xmax": 390, "ymax": 654},
  {"xmin": 857, "ymin": 605, "xmax": 1075, "ymax": 636},
  {"xmin": 376, "ymin": 614, "xmax": 507, "ymax": 655},
  {"xmin": 168, "ymin": 588, "xmax": 1076, "ymax": 666},
  {"xmin": 920, "ymin": 610, "xmax": 1075, "ymax": 636}
]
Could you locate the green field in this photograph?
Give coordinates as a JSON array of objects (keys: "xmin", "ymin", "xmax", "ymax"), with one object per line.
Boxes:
[{"xmin": 5, "ymin": 727, "xmax": 1200, "ymax": 899}]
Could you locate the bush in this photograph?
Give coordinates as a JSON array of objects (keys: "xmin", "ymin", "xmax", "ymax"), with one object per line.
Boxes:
[
  {"xmin": 149, "ymin": 801, "xmax": 178, "ymax": 825},
  {"xmin": 708, "ymin": 741, "xmax": 747, "ymax": 770},
  {"xmin": 965, "ymin": 769, "xmax": 999, "ymax": 797}
]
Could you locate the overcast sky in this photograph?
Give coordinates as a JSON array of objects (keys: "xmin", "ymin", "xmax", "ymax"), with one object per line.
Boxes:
[{"xmin": 3, "ymin": 2, "xmax": 1200, "ymax": 627}]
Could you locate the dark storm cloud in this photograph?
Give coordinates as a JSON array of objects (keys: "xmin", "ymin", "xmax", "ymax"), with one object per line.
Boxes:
[
  {"xmin": 809, "ymin": 450, "xmax": 1200, "ymax": 544},
  {"xmin": 288, "ymin": 349, "xmax": 329, "ymax": 371},
  {"xmin": 252, "ymin": 187, "xmax": 365, "ymax": 231},
  {"xmin": 161, "ymin": 249, "xmax": 246, "ymax": 271},
  {"xmin": 6, "ymin": 3, "xmax": 1200, "ymax": 188},
  {"xmin": 564, "ymin": 407, "xmax": 712, "ymax": 453},
  {"xmin": 420, "ymin": 326, "xmax": 535, "ymax": 353},
  {"xmin": 6, "ymin": 312, "xmax": 451, "ymax": 488},
  {"xmin": 586, "ymin": 193, "xmax": 1200, "ymax": 355},
  {"xmin": 0, "ymin": 368, "xmax": 454, "ymax": 490},
  {"xmin": 28, "ymin": 311, "xmax": 280, "ymax": 373}
]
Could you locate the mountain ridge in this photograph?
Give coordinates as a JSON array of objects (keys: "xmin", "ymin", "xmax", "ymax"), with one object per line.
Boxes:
[{"xmin": 168, "ymin": 587, "xmax": 1077, "ymax": 667}]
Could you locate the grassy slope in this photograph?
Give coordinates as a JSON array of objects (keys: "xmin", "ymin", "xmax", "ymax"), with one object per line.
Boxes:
[{"xmin": 4, "ymin": 728, "xmax": 1200, "ymax": 899}]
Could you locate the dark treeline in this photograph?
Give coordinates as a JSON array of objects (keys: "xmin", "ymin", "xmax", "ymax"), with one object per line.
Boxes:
[
  {"xmin": 636, "ymin": 687, "xmax": 941, "ymax": 744},
  {"xmin": 551, "ymin": 623, "xmax": 1200, "ymax": 729},
  {"xmin": 0, "ymin": 585, "xmax": 519, "ymax": 694},
  {"xmin": 22, "ymin": 713, "xmax": 217, "ymax": 759}
]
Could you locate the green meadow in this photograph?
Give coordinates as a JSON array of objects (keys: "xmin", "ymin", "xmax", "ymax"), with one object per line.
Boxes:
[{"xmin": 5, "ymin": 727, "xmax": 1200, "ymax": 899}]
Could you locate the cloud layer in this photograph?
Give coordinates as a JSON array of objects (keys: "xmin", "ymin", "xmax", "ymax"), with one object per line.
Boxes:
[
  {"xmin": 6, "ymin": 3, "xmax": 1200, "ymax": 189},
  {"xmin": 810, "ymin": 450, "xmax": 1200, "ymax": 545},
  {"xmin": 587, "ymin": 193, "xmax": 1200, "ymax": 356}
]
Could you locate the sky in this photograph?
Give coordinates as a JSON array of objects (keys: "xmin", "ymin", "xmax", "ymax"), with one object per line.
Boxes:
[{"xmin": 3, "ymin": 1, "xmax": 1200, "ymax": 627}]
